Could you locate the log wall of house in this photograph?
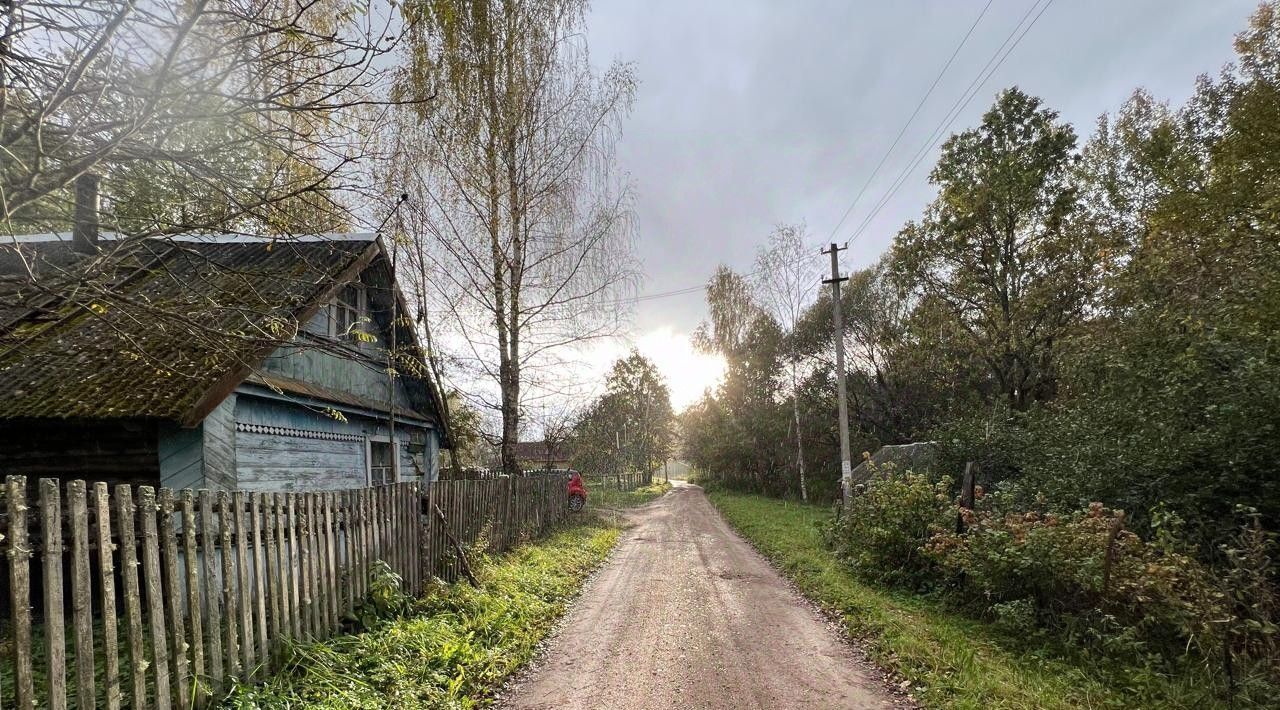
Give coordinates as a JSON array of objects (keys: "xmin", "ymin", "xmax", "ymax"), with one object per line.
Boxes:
[{"xmin": 0, "ymin": 419, "xmax": 161, "ymax": 486}]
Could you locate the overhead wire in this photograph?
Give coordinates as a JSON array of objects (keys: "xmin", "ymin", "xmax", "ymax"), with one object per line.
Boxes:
[
  {"xmin": 602, "ymin": 0, "xmax": 1056, "ymax": 308},
  {"xmin": 823, "ymin": 0, "xmax": 995, "ymax": 244},
  {"xmin": 843, "ymin": 0, "xmax": 1057, "ymax": 248}
]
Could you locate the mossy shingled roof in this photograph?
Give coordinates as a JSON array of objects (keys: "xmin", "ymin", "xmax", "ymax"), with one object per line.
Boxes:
[{"xmin": 0, "ymin": 235, "xmax": 372, "ymax": 420}]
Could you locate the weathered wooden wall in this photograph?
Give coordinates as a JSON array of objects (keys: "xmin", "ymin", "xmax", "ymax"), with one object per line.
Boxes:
[
  {"xmin": 0, "ymin": 420, "xmax": 160, "ymax": 486},
  {"xmin": 0, "ymin": 473, "xmax": 571, "ymax": 709},
  {"xmin": 232, "ymin": 395, "xmax": 439, "ymax": 491}
]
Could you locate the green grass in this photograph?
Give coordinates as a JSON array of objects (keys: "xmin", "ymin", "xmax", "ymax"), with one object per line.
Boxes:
[
  {"xmin": 591, "ymin": 479, "xmax": 671, "ymax": 509},
  {"xmin": 225, "ymin": 521, "xmax": 619, "ymax": 709},
  {"xmin": 708, "ymin": 491, "xmax": 1225, "ymax": 710}
]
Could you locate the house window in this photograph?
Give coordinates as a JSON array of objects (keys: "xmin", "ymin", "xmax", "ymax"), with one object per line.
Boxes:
[
  {"xmin": 329, "ymin": 284, "xmax": 364, "ymax": 339},
  {"xmin": 369, "ymin": 439, "xmax": 395, "ymax": 486}
]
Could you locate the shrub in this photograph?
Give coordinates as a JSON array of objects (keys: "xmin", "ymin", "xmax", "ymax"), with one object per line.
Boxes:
[
  {"xmin": 827, "ymin": 463, "xmax": 952, "ymax": 588},
  {"xmin": 928, "ymin": 502, "xmax": 1225, "ymax": 660}
]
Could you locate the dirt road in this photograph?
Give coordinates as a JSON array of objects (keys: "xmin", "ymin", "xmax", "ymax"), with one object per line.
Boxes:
[{"xmin": 500, "ymin": 482, "xmax": 900, "ymax": 710}]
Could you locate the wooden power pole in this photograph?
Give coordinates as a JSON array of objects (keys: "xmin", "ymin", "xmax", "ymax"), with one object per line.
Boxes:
[{"xmin": 823, "ymin": 243, "xmax": 853, "ymax": 502}]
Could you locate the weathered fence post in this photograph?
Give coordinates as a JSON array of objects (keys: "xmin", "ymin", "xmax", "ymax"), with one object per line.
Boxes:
[
  {"xmin": 95, "ymin": 482, "xmax": 123, "ymax": 710},
  {"xmin": 7, "ymin": 477, "xmax": 35, "ymax": 710},
  {"xmin": 138, "ymin": 486, "xmax": 172, "ymax": 710},
  {"xmin": 39, "ymin": 479, "xmax": 68, "ymax": 710}
]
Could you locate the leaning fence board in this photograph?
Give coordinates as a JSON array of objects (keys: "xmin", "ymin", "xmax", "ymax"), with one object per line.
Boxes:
[
  {"xmin": 330, "ymin": 493, "xmax": 345, "ymax": 626},
  {"xmin": 274, "ymin": 494, "xmax": 289, "ymax": 642},
  {"xmin": 180, "ymin": 490, "xmax": 205, "ymax": 704},
  {"xmin": 303, "ymin": 493, "xmax": 318, "ymax": 638},
  {"xmin": 341, "ymin": 490, "xmax": 356, "ymax": 614},
  {"xmin": 138, "ymin": 487, "xmax": 172, "ymax": 710}
]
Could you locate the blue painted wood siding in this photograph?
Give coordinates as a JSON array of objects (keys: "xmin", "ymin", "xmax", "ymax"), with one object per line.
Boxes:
[{"xmin": 232, "ymin": 395, "xmax": 438, "ymax": 492}]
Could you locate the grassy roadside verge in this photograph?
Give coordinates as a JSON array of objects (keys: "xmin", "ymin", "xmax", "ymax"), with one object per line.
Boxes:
[
  {"xmin": 226, "ymin": 522, "xmax": 619, "ymax": 709},
  {"xmin": 592, "ymin": 479, "xmax": 671, "ymax": 509},
  {"xmin": 708, "ymin": 491, "xmax": 1211, "ymax": 710}
]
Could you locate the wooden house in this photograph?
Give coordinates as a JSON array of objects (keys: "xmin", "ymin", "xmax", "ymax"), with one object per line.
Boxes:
[
  {"xmin": 511, "ymin": 440, "xmax": 573, "ymax": 472},
  {"xmin": 0, "ymin": 220, "xmax": 450, "ymax": 491}
]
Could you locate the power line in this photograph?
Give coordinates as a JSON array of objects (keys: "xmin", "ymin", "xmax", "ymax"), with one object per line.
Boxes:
[
  {"xmin": 604, "ymin": 0, "xmax": 1054, "ymax": 309},
  {"xmin": 843, "ymin": 0, "xmax": 1057, "ymax": 248},
  {"xmin": 824, "ymin": 0, "xmax": 995, "ymax": 243}
]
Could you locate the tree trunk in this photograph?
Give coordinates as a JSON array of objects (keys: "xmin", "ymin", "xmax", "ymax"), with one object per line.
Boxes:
[{"xmin": 792, "ymin": 360, "xmax": 808, "ymax": 502}]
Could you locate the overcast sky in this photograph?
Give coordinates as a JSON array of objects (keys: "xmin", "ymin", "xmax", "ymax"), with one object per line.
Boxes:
[{"xmin": 573, "ymin": 0, "xmax": 1259, "ymax": 409}]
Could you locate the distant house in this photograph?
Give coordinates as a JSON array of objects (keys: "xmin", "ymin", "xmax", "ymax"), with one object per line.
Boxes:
[
  {"xmin": 0, "ymin": 220, "xmax": 450, "ymax": 491},
  {"xmin": 511, "ymin": 440, "xmax": 572, "ymax": 471}
]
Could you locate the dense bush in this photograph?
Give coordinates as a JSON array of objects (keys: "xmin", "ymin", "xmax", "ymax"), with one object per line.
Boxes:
[
  {"xmin": 827, "ymin": 463, "xmax": 952, "ymax": 588},
  {"xmin": 826, "ymin": 464, "xmax": 1280, "ymax": 703},
  {"xmin": 928, "ymin": 503, "xmax": 1223, "ymax": 658}
]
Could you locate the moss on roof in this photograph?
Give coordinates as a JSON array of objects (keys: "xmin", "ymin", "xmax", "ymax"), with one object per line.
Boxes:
[{"xmin": 0, "ymin": 237, "xmax": 370, "ymax": 419}]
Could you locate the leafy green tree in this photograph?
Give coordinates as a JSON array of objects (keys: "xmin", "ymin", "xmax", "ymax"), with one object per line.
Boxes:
[
  {"xmin": 890, "ymin": 88, "xmax": 1097, "ymax": 410},
  {"xmin": 570, "ymin": 351, "xmax": 674, "ymax": 478}
]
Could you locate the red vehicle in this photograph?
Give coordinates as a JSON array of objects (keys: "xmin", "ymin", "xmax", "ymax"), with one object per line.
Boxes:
[{"xmin": 567, "ymin": 471, "xmax": 587, "ymax": 512}]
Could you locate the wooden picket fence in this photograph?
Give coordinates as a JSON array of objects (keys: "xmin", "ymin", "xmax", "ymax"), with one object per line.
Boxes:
[{"xmin": 0, "ymin": 473, "xmax": 571, "ymax": 709}]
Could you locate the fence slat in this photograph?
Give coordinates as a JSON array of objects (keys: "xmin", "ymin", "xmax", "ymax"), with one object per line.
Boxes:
[
  {"xmin": 158, "ymin": 489, "xmax": 190, "ymax": 710},
  {"xmin": 286, "ymin": 493, "xmax": 301, "ymax": 640},
  {"xmin": 7, "ymin": 477, "xmax": 35, "ymax": 710},
  {"xmin": 341, "ymin": 491, "xmax": 356, "ymax": 616},
  {"xmin": 198, "ymin": 490, "xmax": 224, "ymax": 694},
  {"xmin": 251, "ymin": 493, "xmax": 269, "ymax": 662},
  {"xmin": 232, "ymin": 491, "xmax": 254, "ymax": 676},
  {"xmin": 313, "ymin": 493, "xmax": 329, "ymax": 637},
  {"xmin": 39, "ymin": 480, "xmax": 68, "ymax": 710},
  {"xmin": 115, "ymin": 486, "xmax": 147, "ymax": 708},
  {"xmin": 137, "ymin": 487, "xmax": 172, "ymax": 710},
  {"xmin": 93, "ymin": 483, "xmax": 122, "ymax": 710},
  {"xmin": 265, "ymin": 493, "xmax": 282, "ymax": 657},
  {"xmin": 180, "ymin": 491, "xmax": 205, "ymax": 705},
  {"xmin": 217, "ymin": 492, "xmax": 241, "ymax": 681},
  {"xmin": 318, "ymin": 493, "xmax": 333, "ymax": 637},
  {"xmin": 323, "ymin": 492, "xmax": 338, "ymax": 633},
  {"xmin": 302, "ymin": 493, "xmax": 317, "ymax": 638},
  {"xmin": 65, "ymin": 481, "xmax": 95, "ymax": 710},
  {"xmin": 273, "ymin": 493, "xmax": 292, "ymax": 645}
]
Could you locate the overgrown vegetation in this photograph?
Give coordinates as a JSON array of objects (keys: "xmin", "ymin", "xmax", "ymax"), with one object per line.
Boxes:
[
  {"xmin": 710, "ymin": 490, "xmax": 1266, "ymax": 709},
  {"xmin": 830, "ymin": 463, "xmax": 1280, "ymax": 705},
  {"xmin": 682, "ymin": 7, "xmax": 1280, "ymax": 685},
  {"xmin": 225, "ymin": 523, "xmax": 618, "ymax": 709},
  {"xmin": 685, "ymin": 1, "xmax": 1280, "ymax": 550}
]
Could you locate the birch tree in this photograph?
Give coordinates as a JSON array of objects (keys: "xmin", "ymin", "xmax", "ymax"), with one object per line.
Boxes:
[
  {"xmin": 391, "ymin": 0, "xmax": 638, "ymax": 475},
  {"xmin": 752, "ymin": 225, "xmax": 818, "ymax": 501}
]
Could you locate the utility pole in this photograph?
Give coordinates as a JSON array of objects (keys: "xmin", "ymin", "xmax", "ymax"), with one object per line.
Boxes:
[{"xmin": 823, "ymin": 243, "xmax": 853, "ymax": 502}]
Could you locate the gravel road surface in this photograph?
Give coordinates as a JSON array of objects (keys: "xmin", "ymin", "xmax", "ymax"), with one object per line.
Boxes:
[{"xmin": 500, "ymin": 482, "xmax": 901, "ymax": 710}]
